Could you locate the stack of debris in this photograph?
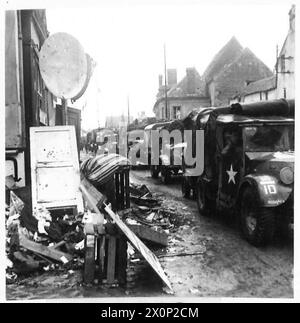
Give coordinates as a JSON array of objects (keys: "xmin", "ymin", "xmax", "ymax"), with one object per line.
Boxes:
[
  {"xmin": 6, "ymin": 153, "xmax": 180, "ymax": 294},
  {"xmin": 123, "ymin": 183, "xmax": 186, "ymax": 233},
  {"xmin": 6, "ymin": 190, "xmax": 86, "ymax": 283}
]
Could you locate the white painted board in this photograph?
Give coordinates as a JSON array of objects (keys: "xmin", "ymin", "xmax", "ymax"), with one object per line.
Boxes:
[{"xmin": 30, "ymin": 126, "xmax": 83, "ymax": 213}]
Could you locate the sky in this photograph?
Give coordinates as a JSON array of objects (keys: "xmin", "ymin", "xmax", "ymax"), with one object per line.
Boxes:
[{"xmin": 5, "ymin": 0, "xmax": 295, "ymax": 130}]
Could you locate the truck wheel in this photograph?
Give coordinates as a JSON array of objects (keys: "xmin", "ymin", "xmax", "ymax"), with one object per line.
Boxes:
[
  {"xmin": 196, "ymin": 181, "xmax": 212, "ymax": 216},
  {"xmin": 161, "ymin": 168, "xmax": 170, "ymax": 184},
  {"xmin": 181, "ymin": 178, "xmax": 190, "ymax": 198},
  {"xmin": 150, "ymin": 166, "xmax": 159, "ymax": 178},
  {"xmin": 240, "ymin": 187, "xmax": 275, "ymax": 247}
]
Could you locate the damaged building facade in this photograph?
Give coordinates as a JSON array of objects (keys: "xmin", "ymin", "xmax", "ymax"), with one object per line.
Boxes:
[
  {"xmin": 5, "ymin": 10, "xmax": 56, "ymax": 187},
  {"xmin": 230, "ymin": 5, "xmax": 295, "ymax": 104},
  {"xmin": 153, "ymin": 67, "xmax": 211, "ymax": 120},
  {"xmin": 5, "ymin": 9, "xmax": 82, "ymax": 189},
  {"xmin": 153, "ymin": 37, "xmax": 274, "ymax": 120}
]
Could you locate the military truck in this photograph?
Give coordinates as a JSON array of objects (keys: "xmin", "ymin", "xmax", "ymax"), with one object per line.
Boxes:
[
  {"xmin": 182, "ymin": 99, "xmax": 294, "ymax": 246},
  {"xmin": 146, "ymin": 119, "xmax": 190, "ymax": 184},
  {"xmin": 144, "ymin": 121, "xmax": 170, "ymax": 180}
]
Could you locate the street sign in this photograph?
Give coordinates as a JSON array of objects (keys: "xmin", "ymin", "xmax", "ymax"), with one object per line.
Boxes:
[{"xmin": 39, "ymin": 32, "xmax": 88, "ymax": 100}]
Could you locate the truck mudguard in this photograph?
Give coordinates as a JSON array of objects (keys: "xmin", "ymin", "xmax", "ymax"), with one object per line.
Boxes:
[{"xmin": 239, "ymin": 174, "xmax": 293, "ymax": 208}]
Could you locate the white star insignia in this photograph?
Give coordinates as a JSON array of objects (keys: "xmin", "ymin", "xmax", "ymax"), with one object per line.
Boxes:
[{"xmin": 227, "ymin": 164, "xmax": 238, "ymax": 184}]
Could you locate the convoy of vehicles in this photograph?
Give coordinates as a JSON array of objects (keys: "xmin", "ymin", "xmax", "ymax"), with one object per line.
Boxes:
[
  {"xmin": 182, "ymin": 99, "xmax": 294, "ymax": 246},
  {"xmin": 76, "ymin": 96, "xmax": 295, "ymax": 247}
]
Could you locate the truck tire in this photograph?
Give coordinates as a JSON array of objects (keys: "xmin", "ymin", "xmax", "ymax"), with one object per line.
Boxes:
[
  {"xmin": 161, "ymin": 168, "xmax": 170, "ymax": 184},
  {"xmin": 240, "ymin": 187, "xmax": 275, "ymax": 247},
  {"xmin": 196, "ymin": 180, "xmax": 212, "ymax": 216},
  {"xmin": 150, "ymin": 166, "xmax": 159, "ymax": 178},
  {"xmin": 181, "ymin": 177, "xmax": 190, "ymax": 198}
]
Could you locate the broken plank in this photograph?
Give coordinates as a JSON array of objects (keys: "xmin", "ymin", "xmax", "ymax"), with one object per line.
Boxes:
[
  {"xmin": 80, "ymin": 177, "xmax": 106, "ymax": 216},
  {"xmin": 130, "ymin": 196, "xmax": 160, "ymax": 207},
  {"xmin": 104, "ymin": 204, "xmax": 173, "ymax": 292},
  {"xmin": 157, "ymin": 250, "xmax": 206, "ymax": 258},
  {"xmin": 19, "ymin": 233, "xmax": 72, "ymax": 263},
  {"xmin": 49, "ymin": 240, "xmax": 66, "ymax": 250},
  {"xmin": 84, "ymin": 235, "xmax": 96, "ymax": 284},
  {"xmin": 117, "ymin": 235, "xmax": 127, "ymax": 286},
  {"xmin": 128, "ymin": 224, "xmax": 168, "ymax": 247}
]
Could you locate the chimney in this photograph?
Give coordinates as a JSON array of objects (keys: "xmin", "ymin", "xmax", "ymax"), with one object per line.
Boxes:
[
  {"xmin": 159, "ymin": 74, "xmax": 163, "ymax": 88},
  {"xmin": 289, "ymin": 5, "xmax": 295, "ymax": 32},
  {"xmin": 167, "ymin": 69, "xmax": 177, "ymax": 86},
  {"xmin": 186, "ymin": 67, "xmax": 196, "ymax": 94}
]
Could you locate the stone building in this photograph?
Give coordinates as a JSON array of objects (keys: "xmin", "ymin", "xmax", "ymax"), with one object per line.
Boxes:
[
  {"xmin": 153, "ymin": 67, "xmax": 211, "ymax": 120},
  {"xmin": 204, "ymin": 36, "xmax": 273, "ymax": 106},
  {"xmin": 230, "ymin": 75, "xmax": 276, "ymax": 104},
  {"xmin": 230, "ymin": 5, "xmax": 295, "ymax": 104},
  {"xmin": 153, "ymin": 36, "xmax": 275, "ymax": 120},
  {"xmin": 276, "ymin": 4, "xmax": 295, "ymax": 100}
]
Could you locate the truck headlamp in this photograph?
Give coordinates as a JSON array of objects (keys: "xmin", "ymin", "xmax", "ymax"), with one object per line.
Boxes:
[{"xmin": 280, "ymin": 167, "xmax": 294, "ymax": 185}]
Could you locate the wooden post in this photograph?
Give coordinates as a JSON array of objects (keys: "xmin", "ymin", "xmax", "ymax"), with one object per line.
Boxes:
[
  {"xmin": 120, "ymin": 171, "xmax": 125, "ymax": 210},
  {"xmin": 117, "ymin": 234, "xmax": 127, "ymax": 286},
  {"xmin": 125, "ymin": 168, "xmax": 130, "ymax": 208},
  {"xmin": 98, "ymin": 235, "xmax": 106, "ymax": 281},
  {"xmin": 106, "ymin": 235, "xmax": 117, "ymax": 284},
  {"xmin": 115, "ymin": 173, "xmax": 120, "ymax": 210},
  {"xmin": 84, "ymin": 234, "xmax": 96, "ymax": 284},
  {"xmin": 62, "ymin": 98, "xmax": 68, "ymax": 125}
]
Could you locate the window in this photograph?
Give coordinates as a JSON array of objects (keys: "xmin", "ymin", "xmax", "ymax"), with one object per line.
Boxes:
[
  {"xmin": 161, "ymin": 107, "xmax": 165, "ymax": 119},
  {"xmin": 281, "ymin": 55, "xmax": 286, "ymax": 73},
  {"xmin": 244, "ymin": 125, "xmax": 293, "ymax": 152},
  {"xmin": 172, "ymin": 106, "xmax": 181, "ymax": 119}
]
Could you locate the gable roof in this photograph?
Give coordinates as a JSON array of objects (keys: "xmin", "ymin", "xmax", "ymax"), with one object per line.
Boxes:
[
  {"xmin": 242, "ymin": 75, "xmax": 276, "ymax": 96},
  {"xmin": 203, "ymin": 36, "xmax": 243, "ymax": 82},
  {"xmin": 215, "ymin": 47, "xmax": 273, "ymax": 83}
]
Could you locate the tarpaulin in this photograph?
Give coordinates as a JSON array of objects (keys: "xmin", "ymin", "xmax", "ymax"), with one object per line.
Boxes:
[{"xmin": 80, "ymin": 153, "xmax": 130, "ymax": 186}]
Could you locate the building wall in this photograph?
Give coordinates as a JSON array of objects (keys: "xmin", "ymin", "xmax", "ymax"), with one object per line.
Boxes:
[
  {"xmin": 231, "ymin": 6, "xmax": 295, "ymax": 104},
  {"xmin": 208, "ymin": 82, "xmax": 216, "ymax": 106},
  {"xmin": 242, "ymin": 89, "xmax": 276, "ymax": 103},
  {"xmin": 276, "ymin": 22, "xmax": 295, "ymax": 99},
  {"xmin": 154, "ymin": 97, "xmax": 211, "ymax": 120}
]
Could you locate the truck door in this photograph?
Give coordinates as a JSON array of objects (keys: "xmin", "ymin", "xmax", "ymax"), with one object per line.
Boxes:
[{"xmin": 217, "ymin": 126, "xmax": 243, "ymax": 210}]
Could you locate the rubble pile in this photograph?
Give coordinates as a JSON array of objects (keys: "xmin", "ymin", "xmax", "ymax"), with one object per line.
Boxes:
[
  {"xmin": 6, "ymin": 180, "xmax": 178, "ymax": 293},
  {"xmin": 6, "ymin": 191, "xmax": 86, "ymax": 284},
  {"xmin": 126, "ymin": 183, "xmax": 187, "ymax": 233}
]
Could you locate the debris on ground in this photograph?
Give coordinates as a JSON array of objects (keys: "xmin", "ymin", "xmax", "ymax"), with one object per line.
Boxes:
[
  {"xmin": 120, "ymin": 183, "xmax": 187, "ymax": 234},
  {"xmin": 6, "ymin": 176, "xmax": 187, "ymax": 294},
  {"xmin": 5, "ymin": 189, "xmax": 86, "ymax": 282}
]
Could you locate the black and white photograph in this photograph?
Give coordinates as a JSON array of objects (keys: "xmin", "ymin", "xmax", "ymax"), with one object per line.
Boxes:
[{"xmin": 1, "ymin": 0, "xmax": 297, "ymax": 303}]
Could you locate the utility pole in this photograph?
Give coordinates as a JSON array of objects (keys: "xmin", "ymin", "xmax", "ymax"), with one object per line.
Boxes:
[
  {"xmin": 275, "ymin": 45, "xmax": 279, "ymax": 89},
  {"xmin": 62, "ymin": 98, "xmax": 68, "ymax": 125},
  {"xmin": 96, "ymin": 87, "xmax": 101, "ymax": 128},
  {"xmin": 164, "ymin": 43, "xmax": 168, "ymax": 120},
  {"xmin": 127, "ymin": 95, "xmax": 130, "ymax": 128}
]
